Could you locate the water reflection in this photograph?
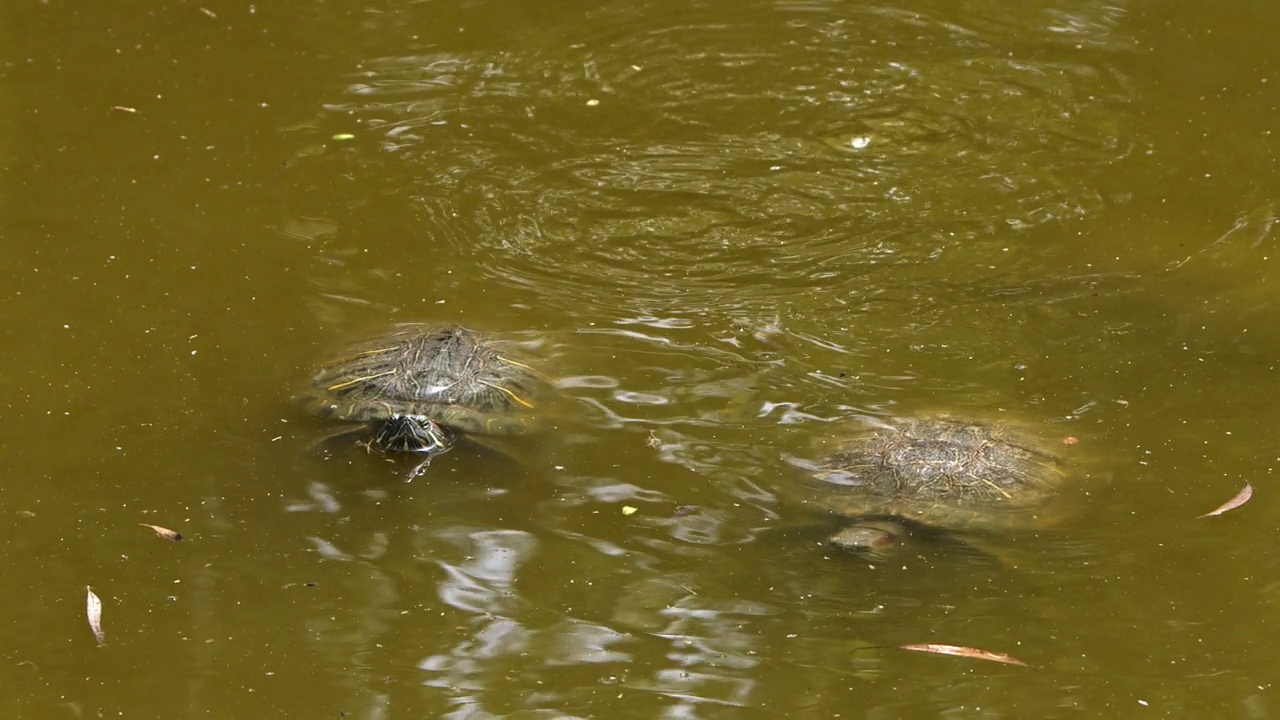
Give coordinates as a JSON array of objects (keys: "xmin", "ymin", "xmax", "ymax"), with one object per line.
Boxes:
[
  {"xmin": 416, "ymin": 527, "xmax": 645, "ymax": 716},
  {"xmin": 641, "ymin": 598, "xmax": 768, "ymax": 712}
]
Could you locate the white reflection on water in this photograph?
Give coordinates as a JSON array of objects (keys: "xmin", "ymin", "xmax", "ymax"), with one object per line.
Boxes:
[
  {"xmin": 419, "ymin": 529, "xmax": 538, "ymax": 711},
  {"xmin": 613, "ymin": 576, "xmax": 773, "ymax": 714},
  {"xmin": 413, "ymin": 513, "xmax": 780, "ymax": 714},
  {"xmin": 419, "ymin": 528, "xmax": 636, "ymax": 715},
  {"xmin": 542, "ymin": 619, "xmax": 633, "ymax": 666},
  {"xmin": 420, "ymin": 616, "xmax": 530, "ymax": 690},
  {"xmin": 433, "ymin": 529, "xmax": 536, "ymax": 616},
  {"xmin": 285, "ymin": 480, "xmax": 342, "ymax": 513}
]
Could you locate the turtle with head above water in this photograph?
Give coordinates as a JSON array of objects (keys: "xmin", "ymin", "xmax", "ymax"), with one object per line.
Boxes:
[{"xmin": 299, "ymin": 324, "xmax": 551, "ymax": 475}]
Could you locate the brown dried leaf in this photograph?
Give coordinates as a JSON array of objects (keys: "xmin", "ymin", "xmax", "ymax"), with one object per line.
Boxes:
[
  {"xmin": 86, "ymin": 586, "xmax": 105, "ymax": 645},
  {"xmin": 139, "ymin": 523, "xmax": 183, "ymax": 541},
  {"xmin": 1198, "ymin": 482, "xmax": 1253, "ymax": 519},
  {"xmin": 900, "ymin": 643, "xmax": 1028, "ymax": 667}
]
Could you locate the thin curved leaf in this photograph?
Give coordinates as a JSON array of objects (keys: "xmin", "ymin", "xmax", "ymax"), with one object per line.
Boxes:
[
  {"xmin": 1198, "ymin": 483, "xmax": 1253, "ymax": 518},
  {"xmin": 901, "ymin": 643, "xmax": 1027, "ymax": 667},
  {"xmin": 85, "ymin": 586, "xmax": 105, "ymax": 645},
  {"xmin": 139, "ymin": 523, "xmax": 183, "ymax": 541}
]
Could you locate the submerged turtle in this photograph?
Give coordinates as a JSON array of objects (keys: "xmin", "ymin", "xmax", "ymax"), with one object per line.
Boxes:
[
  {"xmin": 300, "ymin": 324, "xmax": 550, "ymax": 472},
  {"xmin": 804, "ymin": 415, "xmax": 1074, "ymax": 560}
]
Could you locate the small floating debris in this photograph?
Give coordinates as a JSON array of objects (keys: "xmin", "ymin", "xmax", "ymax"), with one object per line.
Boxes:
[
  {"xmin": 86, "ymin": 586, "xmax": 105, "ymax": 645},
  {"xmin": 621, "ymin": 506, "xmax": 638, "ymax": 516},
  {"xmin": 139, "ymin": 523, "xmax": 183, "ymax": 541},
  {"xmin": 1197, "ymin": 482, "xmax": 1253, "ymax": 518},
  {"xmin": 332, "ymin": 133, "xmax": 355, "ymax": 141},
  {"xmin": 900, "ymin": 643, "xmax": 1027, "ymax": 667}
]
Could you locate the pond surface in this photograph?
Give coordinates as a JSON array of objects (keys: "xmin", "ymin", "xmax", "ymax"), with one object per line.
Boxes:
[{"xmin": 3, "ymin": 0, "xmax": 1279, "ymax": 717}]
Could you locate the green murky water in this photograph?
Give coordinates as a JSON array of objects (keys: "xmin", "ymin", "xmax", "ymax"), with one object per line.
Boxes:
[{"xmin": 3, "ymin": 0, "xmax": 1279, "ymax": 717}]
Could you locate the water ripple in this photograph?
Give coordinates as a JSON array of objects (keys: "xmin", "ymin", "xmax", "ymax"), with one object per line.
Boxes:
[{"xmin": 297, "ymin": 0, "xmax": 1141, "ymax": 341}]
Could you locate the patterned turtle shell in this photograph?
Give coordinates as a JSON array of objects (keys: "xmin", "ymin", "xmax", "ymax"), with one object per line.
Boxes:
[
  {"xmin": 302, "ymin": 324, "xmax": 548, "ymax": 437},
  {"xmin": 808, "ymin": 416, "xmax": 1069, "ymax": 534}
]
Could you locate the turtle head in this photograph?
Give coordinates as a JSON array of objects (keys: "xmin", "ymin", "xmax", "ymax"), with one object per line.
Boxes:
[
  {"xmin": 828, "ymin": 518, "xmax": 913, "ymax": 561},
  {"xmin": 374, "ymin": 415, "xmax": 455, "ymax": 455}
]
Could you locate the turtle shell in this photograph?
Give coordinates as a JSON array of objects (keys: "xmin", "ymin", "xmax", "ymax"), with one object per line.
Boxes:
[
  {"xmin": 808, "ymin": 416, "xmax": 1068, "ymax": 533},
  {"xmin": 302, "ymin": 324, "xmax": 548, "ymax": 436}
]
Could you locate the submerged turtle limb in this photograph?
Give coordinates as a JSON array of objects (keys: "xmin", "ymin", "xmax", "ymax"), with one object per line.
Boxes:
[
  {"xmin": 828, "ymin": 517, "xmax": 913, "ymax": 562},
  {"xmin": 827, "ymin": 516, "xmax": 1011, "ymax": 565}
]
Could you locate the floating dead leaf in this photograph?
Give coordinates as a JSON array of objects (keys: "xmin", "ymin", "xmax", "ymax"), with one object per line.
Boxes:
[
  {"xmin": 1198, "ymin": 482, "xmax": 1252, "ymax": 518},
  {"xmin": 621, "ymin": 506, "xmax": 638, "ymax": 516},
  {"xmin": 86, "ymin": 586, "xmax": 105, "ymax": 645},
  {"xmin": 139, "ymin": 523, "xmax": 183, "ymax": 541},
  {"xmin": 900, "ymin": 643, "xmax": 1027, "ymax": 667}
]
